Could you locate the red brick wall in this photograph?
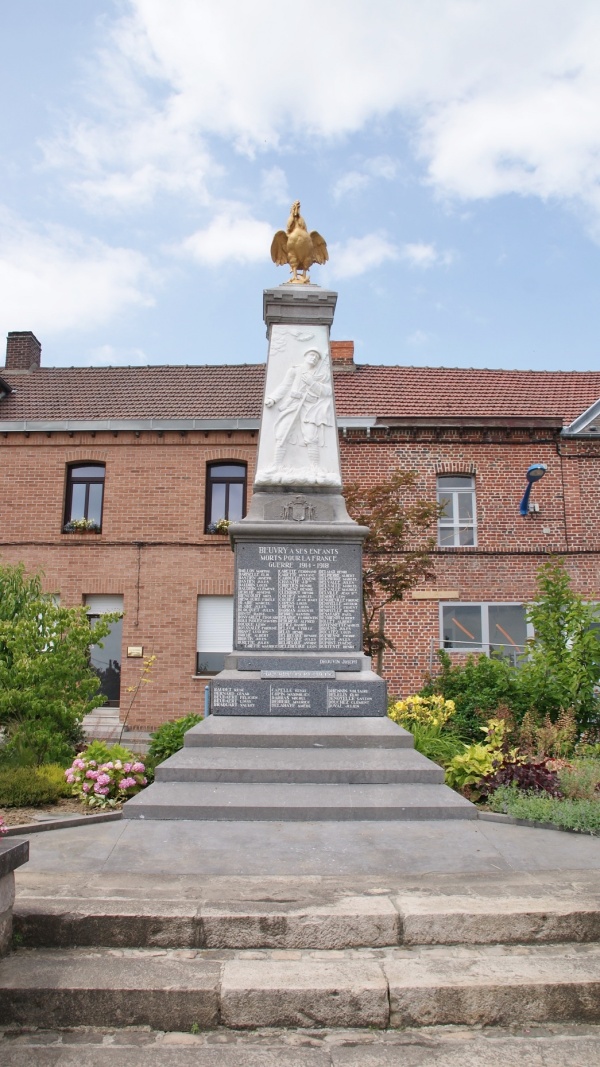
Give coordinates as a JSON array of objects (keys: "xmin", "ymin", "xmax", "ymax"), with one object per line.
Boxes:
[
  {"xmin": 338, "ymin": 428, "xmax": 600, "ymax": 695},
  {"xmin": 0, "ymin": 430, "xmax": 256, "ymax": 728},
  {"xmin": 1, "ymin": 424, "xmax": 599, "ymax": 725}
]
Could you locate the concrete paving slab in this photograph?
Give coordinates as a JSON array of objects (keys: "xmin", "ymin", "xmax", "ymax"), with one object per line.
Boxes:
[
  {"xmin": 384, "ymin": 945, "xmax": 600, "ymax": 1027},
  {"xmin": 199, "ymin": 895, "xmax": 400, "ymax": 949},
  {"xmin": 10, "ymin": 816, "xmax": 600, "ymax": 880},
  {"xmin": 221, "ymin": 958, "xmax": 389, "ymax": 1028},
  {"xmin": 395, "ymin": 893, "xmax": 600, "ymax": 944},
  {"xmin": 0, "ymin": 949, "xmax": 220, "ymax": 1031}
]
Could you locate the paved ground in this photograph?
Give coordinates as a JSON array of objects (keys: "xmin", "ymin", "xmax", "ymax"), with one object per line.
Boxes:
[
  {"xmin": 7, "ymin": 818, "xmax": 600, "ymax": 1064},
  {"xmin": 1, "ymin": 1023, "xmax": 600, "ymax": 1066},
  {"xmin": 11, "ymin": 815, "xmax": 600, "ymax": 882}
]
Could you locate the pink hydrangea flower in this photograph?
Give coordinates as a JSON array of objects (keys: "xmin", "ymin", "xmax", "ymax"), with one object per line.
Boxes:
[
  {"xmin": 82, "ymin": 783, "xmax": 91, "ymax": 793},
  {"xmin": 73, "ymin": 758, "xmax": 86, "ymax": 769},
  {"xmin": 123, "ymin": 763, "xmax": 132, "ymax": 773},
  {"xmin": 86, "ymin": 770, "xmax": 99, "ymax": 779},
  {"xmin": 96, "ymin": 773, "xmax": 111, "ymax": 786},
  {"xmin": 66, "ymin": 774, "xmax": 75, "ymax": 784},
  {"xmin": 132, "ymin": 762, "xmax": 145, "ymax": 773}
]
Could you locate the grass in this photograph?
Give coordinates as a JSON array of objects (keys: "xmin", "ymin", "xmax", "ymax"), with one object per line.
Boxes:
[{"xmin": 488, "ymin": 783, "xmax": 600, "ymax": 834}]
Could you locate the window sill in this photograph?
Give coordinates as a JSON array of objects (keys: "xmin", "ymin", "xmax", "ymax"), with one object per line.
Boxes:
[{"xmin": 62, "ymin": 528, "xmax": 102, "ymax": 535}]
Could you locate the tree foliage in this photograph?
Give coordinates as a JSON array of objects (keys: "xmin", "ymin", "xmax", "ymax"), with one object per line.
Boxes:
[
  {"xmin": 345, "ymin": 470, "xmax": 439, "ymax": 658},
  {"xmin": 520, "ymin": 557, "xmax": 600, "ymax": 730},
  {"xmin": 0, "ymin": 562, "xmax": 114, "ymax": 766}
]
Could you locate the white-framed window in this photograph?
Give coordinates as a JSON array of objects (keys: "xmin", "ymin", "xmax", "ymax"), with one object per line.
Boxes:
[
  {"xmin": 437, "ymin": 475, "xmax": 477, "ymax": 547},
  {"xmin": 197, "ymin": 595, "xmax": 233, "ymax": 675},
  {"xmin": 440, "ymin": 602, "xmax": 532, "ymax": 665}
]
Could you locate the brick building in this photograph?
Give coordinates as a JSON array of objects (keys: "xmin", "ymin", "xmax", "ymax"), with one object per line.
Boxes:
[{"xmin": 1, "ymin": 329, "xmax": 600, "ymax": 730}]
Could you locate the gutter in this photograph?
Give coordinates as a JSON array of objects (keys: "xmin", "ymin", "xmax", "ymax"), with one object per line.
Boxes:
[{"xmin": 0, "ymin": 416, "xmax": 380, "ymax": 434}]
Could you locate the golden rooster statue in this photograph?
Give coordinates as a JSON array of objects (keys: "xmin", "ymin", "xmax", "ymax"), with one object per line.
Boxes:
[{"xmin": 270, "ymin": 200, "xmax": 328, "ymax": 284}]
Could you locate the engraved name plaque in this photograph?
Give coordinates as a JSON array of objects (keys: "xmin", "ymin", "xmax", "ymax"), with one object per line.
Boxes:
[
  {"xmin": 234, "ymin": 543, "xmax": 362, "ymax": 652},
  {"xmin": 211, "ymin": 677, "xmax": 386, "ymax": 716}
]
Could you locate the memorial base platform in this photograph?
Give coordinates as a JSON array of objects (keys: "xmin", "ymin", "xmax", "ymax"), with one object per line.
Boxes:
[{"xmin": 123, "ymin": 716, "xmax": 475, "ymax": 821}]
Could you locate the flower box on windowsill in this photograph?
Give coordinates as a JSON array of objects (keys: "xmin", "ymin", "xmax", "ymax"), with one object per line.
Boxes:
[
  {"xmin": 206, "ymin": 519, "xmax": 231, "ymax": 535},
  {"xmin": 63, "ymin": 520, "xmax": 101, "ymax": 534}
]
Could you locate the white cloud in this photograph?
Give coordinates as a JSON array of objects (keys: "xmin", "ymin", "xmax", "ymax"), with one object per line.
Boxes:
[
  {"xmin": 332, "ymin": 172, "xmax": 371, "ymax": 201},
  {"xmin": 0, "ymin": 209, "xmax": 155, "ymax": 336},
  {"xmin": 177, "ymin": 211, "xmax": 273, "ymax": 266},
  {"xmin": 365, "ymin": 156, "xmax": 397, "ymax": 181},
  {"xmin": 330, "ymin": 234, "xmax": 398, "ymax": 279},
  {"xmin": 261, "ymin": 166, "xmax": 290, "ymax": 206},
  {"xmin": 401, "ymin": 242, "xmax": 456, "ymax": 269},
  {"xmin": 333, "ymin": 157, "xmax": 398, "ymax": 201},
  {"xmin": 42, "ymin": 1, "xmax": 600, "ymax": 235}
]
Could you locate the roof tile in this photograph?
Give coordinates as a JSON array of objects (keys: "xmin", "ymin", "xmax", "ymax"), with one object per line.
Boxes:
[{"xmin": 0, "ymin": 362, "xmax": 599, "ymax": 426}]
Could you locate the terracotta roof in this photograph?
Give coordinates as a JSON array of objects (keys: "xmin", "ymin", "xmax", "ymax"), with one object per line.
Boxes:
[
  {"xmin": 335, "ymin": 365, "xmax": 600, "ymax": 425},
  {"xmin": 0, "ymin": 362, "xmax": 599, "ymax": 426}
]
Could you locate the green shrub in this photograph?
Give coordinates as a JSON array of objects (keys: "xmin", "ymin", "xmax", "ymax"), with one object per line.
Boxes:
[
  {"xmin": 81, "ymin": 740, "xmax": 137, "ymax": 765},
  {"xmin": 148, "ymin": 714, "xmax": 203, "ymax": 764},
  {"xmin": 420, "ymin": 651, "xmax": 526, "ymax": 740},
  {"xmin": 0, "ymin": 562, "xmax": 117, "ymax": 767},
  {"xmin": 488, "ymin": 784, "xmax": 600, "ymax": 834},
  {"xmin": 0, "ymin": 764, "xmax": 69, "ymax": 807},
  {"xmin": 558, "ymin": 759, "xmax": 600, "ymax": 801}
]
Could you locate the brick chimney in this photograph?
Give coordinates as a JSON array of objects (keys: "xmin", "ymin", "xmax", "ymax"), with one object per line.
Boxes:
[
  {"xmin": 330, "ymin": 340, "xmax": 355, "ymax": 373},
  {"xmin": 5, "ymin": 331, "xmax": 41, "ymax": 371}
]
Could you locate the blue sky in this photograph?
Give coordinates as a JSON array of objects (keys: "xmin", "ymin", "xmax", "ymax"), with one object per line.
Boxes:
[{"xmin": 1, "ymin": 0, "xmax": 600, "ymax": 372}]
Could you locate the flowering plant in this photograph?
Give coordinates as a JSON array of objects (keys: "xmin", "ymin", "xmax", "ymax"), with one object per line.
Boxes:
[
  {"xmin": 389, "ymin": 694, "xmax": 455, "ymax": 730},
  {"xmin": 65, "ymin": 755, "xmax": 147, "ymax": 808},
  {"xmin": 207, "ymin": 518, "xmax": 231, "ymax": 534},
  {"xmin": 63, "ymin": 518, "xmax": 100, "ymax": 532}
]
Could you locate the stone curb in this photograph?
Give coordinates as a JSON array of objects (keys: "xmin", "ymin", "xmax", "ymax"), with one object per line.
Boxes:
[
  {"xmin": 478, "ymin": 810, "xmax": 599, "ymax": 837},
  {"xmin": 3, "ymin": 812, "xmax": 122, "ymax": 836}
]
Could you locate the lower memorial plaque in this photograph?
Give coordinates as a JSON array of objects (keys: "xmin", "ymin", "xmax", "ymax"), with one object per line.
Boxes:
[{"xmin": 210, "ymin": 676, "xmax": 386, "ymax": 717}]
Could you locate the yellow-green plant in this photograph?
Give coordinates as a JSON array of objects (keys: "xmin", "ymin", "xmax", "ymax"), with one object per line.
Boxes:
[
  {"xmin": 445, "ymin": 718, "xmax": 511, "ymax": 797},
  {"xmin": 388, "ymin": 695, "xmax": 464, "ymax": 767},
  {"xmin": 389, "ymin": 694, "xmax": 455, "ymax": 730}
]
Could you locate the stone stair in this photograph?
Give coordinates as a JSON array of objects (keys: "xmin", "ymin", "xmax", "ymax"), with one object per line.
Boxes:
[
  {"xmin": 122, "ymin": 716, "xmax": 476, "ymax": 821},
  {"xmin": 4, "ymin": 881, "xmax": 600, "ymax": 1031},
  {"xmin": 82, "ymin": 706, "xmax": 151, "ymax": 754}
]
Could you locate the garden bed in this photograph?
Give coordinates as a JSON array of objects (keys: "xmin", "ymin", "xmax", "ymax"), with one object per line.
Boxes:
[{"xmin": 0, "ymin": 798, "xmax": 109, "ymax": 828}]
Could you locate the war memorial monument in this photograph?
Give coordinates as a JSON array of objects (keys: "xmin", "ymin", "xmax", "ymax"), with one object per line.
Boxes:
[{"xmin": 123, "ymin": 204, "xmax": 474, "ymax": 820}]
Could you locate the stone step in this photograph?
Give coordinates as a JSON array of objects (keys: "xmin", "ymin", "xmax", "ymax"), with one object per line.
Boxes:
[
  {"xmin": 13, "ymin": 890, "xmax": 600, "ymax": 951},
  {"xmin": 156, "ymin": 746, "xmax": 444, "ymax": 784},
  {"xmin": 122, "ymin": 781, "xmax": 476, "ymax": 821},
  {"xmin": 184, "ymin": 715, "xmax": 414, "ymax": 749},
  {"xmin": 3, "ymin": 1024, "xmax": 600, "ymax": 1067},
  {"xmin": 2, "ymin": 944, "xmax": 600, "ymax": 1030}
]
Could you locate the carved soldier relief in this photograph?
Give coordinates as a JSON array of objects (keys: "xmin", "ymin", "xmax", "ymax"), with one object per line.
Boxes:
[{"xmin": 255, "ymin": 324, "xmax": 342, "ymax": 488}]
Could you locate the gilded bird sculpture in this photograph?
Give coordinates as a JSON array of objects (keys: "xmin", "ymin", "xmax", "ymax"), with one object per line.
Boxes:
[{"xmin": 270, "ymin": 200, "xmax": 328, "ymax": 284}]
